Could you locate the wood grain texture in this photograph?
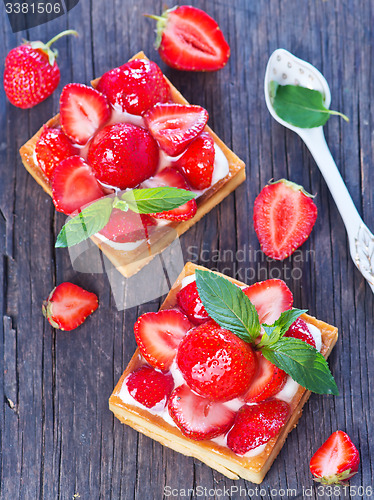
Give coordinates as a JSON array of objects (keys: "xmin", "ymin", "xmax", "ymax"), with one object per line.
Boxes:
[{"xmin": 0, "ymin": 0, "xmax": 373, "ymax": 499}]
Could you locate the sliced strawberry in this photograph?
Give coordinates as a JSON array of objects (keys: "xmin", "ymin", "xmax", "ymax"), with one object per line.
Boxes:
[
  {"xmin": 227, "ymin": 400, "xmax": 290, "ymax": 455},
  {"xmin": 144, "ymin": 103, "xmax": 209, "ymax": 156},
  {"xmin": 96, "ymin": 58, "xmax": 170, "ymax": 116},
  {"xmin": 176, "ymin": 281, "xmax": 209, "ymax": 324},
  {"xmin": 87, "ymin": 123, "xmax": 159, "ymax": 190},
  {"xmin": 175, "ymin": 132, "xmax": 215, "ymax": 189},
  {"xmin": 52, "ymin": 156, "xmax": 106, "ymax": 215},
  {"xmin": 285, "ymin": 317, "xmax": 316, "ymax": 348},
  {"xmin": 148, "ymin": 6, "xmax": 230, "ymax": 71},
  {"xmin": 243, "ymin": 352, "xmax": 287, "ymax": 403},
  {"xmin": 42, "ymin": 282, "xmax": 98, "ymax": 331},
  {"xmin": 144, "ymin": 167, "xmax": 197, "ymax": 221},
  {"xmin": 134, "ymin": 309, "xmax": 191, "ymax": 370},
  {"xmin": 168, "ymin": 384, "xmax": 236, "ymax": 441},
  {"xmin": 310, "ymin": 431, "xmax": 360, "ymax": 485},
  {"xmin": 126, "ymin": 365, "xmax": 174, "ymax": 409},
  {"xmin": 59, "ymin": 83, "xmax": 111, "ymax": 145},
  {"xmin": 253, "ymin": 179, "xmax": 318, "ymax": 260},
  {"xmin": 243, "ymin": 279, "xmax": 293, "ymax": 325},
  {"xmin": 35, "ymin": 126, "xmax": 78, "ymax": 179},
  {"xmin": 99, "ymin": 208, "xmax": 156, "ymax": 243},
  {"xmin": 176, "ymin": 320, "xmax": 257, "ymax": 402}
]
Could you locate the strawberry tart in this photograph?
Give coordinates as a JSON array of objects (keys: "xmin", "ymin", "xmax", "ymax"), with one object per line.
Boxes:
[
  {"xmin": 109, "ymin": 262, "xmax": 338, "ymax": 483},
  {"xmin": 19, "ymin": 52, "xmax": 245, "ymax": 277}
]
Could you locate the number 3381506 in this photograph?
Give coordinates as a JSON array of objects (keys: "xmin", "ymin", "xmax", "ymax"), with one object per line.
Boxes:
[{"xmin": 5, "ymin": 3, "xmax": 62, "ymax": 14}]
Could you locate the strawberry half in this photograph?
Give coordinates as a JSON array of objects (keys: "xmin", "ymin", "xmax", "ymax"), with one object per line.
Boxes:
[
  {"xmin": 253, "ymin": 179, "xmax": 318, "ymax": 260},
  {"xmin": 285, "ymin": 317, "xmax": 316, "ymax": 348},
  {"xmin": 176, "ymin": 281, "xmax": 209, "ymax": 324},
  {"xmin": 96, "ymin": 58, "xmax": 170, "ymax": 116},
  {"xmin": 175, "ymin": 132, "xmax": 215, "ymax": 190},
  {"xmin": 60, "ymin": 83, "xmax": 111, "ymax": 145},
  {"xmin": 168, "ymin": 385, "xmax": 236, "ymax": 441},
  {"xmin": 147, "ymin": 6, "xmax": 230, "ymax": 71},
  {"xmin": 144, "ymin": 167, "xmax": 197, "ymax": 221},
  {"xmin": 52, "ymin": 156, "xmax": 106, "ymax": 215},
  {"xmin": 176, "ymin": 320, "xmax": 257, "ymax": 402},
  {"xmin": 144, "ymin": 103, "xmax": 209, "ymax": 156},
  {"xmin": 42, "ymin": 282, "xmax": 98, "ymax": 331},
  {"xmin": 126, "ymin": 365, "xmax": 174, "ymax": 409},
  {"xmin": 227, "ymin": 400, "xmax": 290, "ymax": 455},
  {"xmin": 134, "ymin": 309, "xmax": 191, "ymax": 370},
  {"xmin": 243, "ymin": 352, "xmax": 287, "ymax": 403},
  {"xmin": 35, "ymin": 126, "xmax": 78, "ymax": 180},
  {"xmin": 243, "ymin": 279, "xmax": 293, "ymax": 325},
  {"xmin": 310, "ymin": 431, "xmax": 360, "ymax": 485},
  {"xmin": 99, "ymin": 209, "xmax": 156, "ymax": 243}
]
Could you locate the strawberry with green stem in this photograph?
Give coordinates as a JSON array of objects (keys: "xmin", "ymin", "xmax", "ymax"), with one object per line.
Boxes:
[{"xmin": 4, "ymin": 30, "xmax": 78, "ymax": 109}]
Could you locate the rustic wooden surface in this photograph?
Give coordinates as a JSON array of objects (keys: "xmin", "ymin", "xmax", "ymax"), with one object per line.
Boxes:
[{"xmin": 1, "ymin": 0, "xmax": 373, "ymax": 499}]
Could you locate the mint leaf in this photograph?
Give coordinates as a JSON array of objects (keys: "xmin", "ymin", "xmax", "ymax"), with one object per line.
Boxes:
[
  {"xmin": 261, "ymin": 337, "xmax": 339, "ymax": 395},
  {"xmin": 121, "ymin": 187, "xmax": 196, "ymax": 214},
  {"xmin": 55, "ymin": 197, "xmax": 113, "ymax": 248},
  {"xmin": 195, "ymin": 269, "xmax": 261, "ymax": 343},
  {"xmin": 259, "ymin": 308, "xmax": 307, "ymax": 347},
  {"xmin": 271, "ymin": 83, "xmax": 349, "ymax": 128}
]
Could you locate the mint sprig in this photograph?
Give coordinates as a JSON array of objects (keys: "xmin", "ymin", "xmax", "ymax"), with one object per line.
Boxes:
[
  {"xmin": 270, "ymin": 81, "xmax": 349, "ymax": 128},
  {"xmin": 195, "ymin": 269, "xmax": 338, "ymax": 396},
  {"xmin": 55, "ymin": 187, "xmax": 196, "ymax": 248},
  {"xmin": 196, "ymin": 270, "xmax": 260, "ymax": 343}
]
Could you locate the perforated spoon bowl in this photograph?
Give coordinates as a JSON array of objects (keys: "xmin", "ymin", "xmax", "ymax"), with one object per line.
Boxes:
[{"xmin": 264, "ymin": 48, "xmax": 374, "ymax": 294}]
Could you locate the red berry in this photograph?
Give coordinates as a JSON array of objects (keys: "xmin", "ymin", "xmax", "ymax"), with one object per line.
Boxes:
[
  {"xmin": 253, "ymin": 179, "xmax": 318, "ymax": 260},
  {"xmin": 144, "ymin": 103, "xmax": 209, "ymax": 156},
  {"xmin": 126, "ymin": 365, "xmax": 174, "ymax": 409},
  {"xmin": 99, "ymin": 208, "xmax": 156, "ymax": 243},
  {"xmin": 59, "ymin": 83, "xmax": 111, "ymax": 146},
  {"xmin": 143, "ymin": 167, "xmax": 197, "ymax": 221},
  {"xmin": 35, "ymin": 126, "xmax": 79, "ymax": 179},
  {"xmin": 52, "ymin": 156, "xmax": 106, "ymax": 215},
  {"xmin": 285, "ymin": 317, "xmax": 316, "ymax": 348},
  {"xmin": 310, "ymin": 431, "xmax": 360, "ymax": 485},
  {"xmin": 243, "ymin": 352, "xmax": 287, "ymax": 403},
  {"xmin": 97, "ymin": 58, "xmax": 170, "ymax": 116},
  {"xmin": 42, "ymin": 282, "xmax": 98, "ymax": 331},
  {"xmin": 4, "ymin": 30, "xmax": 77, "ymax": 109},
  {"xmin": 176, "ymin": 320, "xmax": 257, "ymax": 402},
  {"xmin": 134, "ymin": 309, "xmax": 191, "ymax": 370},
  {"xmin": 176, "ymin": 281, "xmax": 209, "ymax": 324},
  {"xmin": 168, "ymin": 384, "xmax": 236, "ymax": 440},
  {"xmin": 175, "ymin": 132, "xmax": 215, "ymax": 189},
  {"xmin": 87, "ymin": 123, "xmax": 159, "ymax": 189},
  {"xmin": 148, "ymin": 6, "xmax": 230, "ymax": 71},
  {"xmin": 242, "ymin": 279, "xmax": 293, "ymax": 325},
  {"xmin": 227, "ymin": 400, "xmax": 290, "ymax": 455}
]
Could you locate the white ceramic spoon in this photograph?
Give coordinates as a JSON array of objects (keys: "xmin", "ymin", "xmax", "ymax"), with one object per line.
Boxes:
[{"xmin": 264, "ymin": 48, "xmax": 374, "ymax": 294}]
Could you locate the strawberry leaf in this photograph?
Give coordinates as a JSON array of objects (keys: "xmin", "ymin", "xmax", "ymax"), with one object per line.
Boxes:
[
  {"xmin": 261, "ymin": 337, "xmax": 339, "ymax": 395},
  {"xmin": 121, "ymin": 187, "xmax": 196, "ymax": 214},
  {"xmin": 271, "ymin": 82, "xmax": 349, "ymax": 128},
  {"xmin": 55, "ymin": 197, "xmax": 113, "ymax": 248},
  {"xmin": 195, "ymin": 269, "xmax": 261, "ymax": 343}
]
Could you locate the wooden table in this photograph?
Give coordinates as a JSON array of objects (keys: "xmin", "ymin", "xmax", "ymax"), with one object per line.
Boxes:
[{"xmin": 1, "ymin": 1, "xmax": 373, "ymax": 498}]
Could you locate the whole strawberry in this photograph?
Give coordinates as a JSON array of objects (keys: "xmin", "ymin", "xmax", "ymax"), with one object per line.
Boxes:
[
  {"xmin": 4, "ymin": 30, "xmax": 77, "ymax": 109},
  {"xmin": 176, "ymin": 320, "xmax": 257, "ymax": 402}
]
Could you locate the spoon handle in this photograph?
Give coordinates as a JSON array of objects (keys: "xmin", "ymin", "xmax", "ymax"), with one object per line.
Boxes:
[{"xmin": 300, "ymin": 127, "xmax": 374, "ymax": 293}]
